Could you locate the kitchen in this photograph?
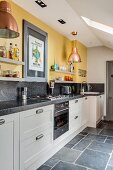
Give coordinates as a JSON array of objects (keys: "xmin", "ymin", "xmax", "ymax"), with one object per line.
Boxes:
[{"xmin": 0, "ymin": 0, "xmax": 113, "ymax": 170}]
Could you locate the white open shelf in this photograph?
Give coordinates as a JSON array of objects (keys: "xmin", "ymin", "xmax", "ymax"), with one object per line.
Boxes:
[
  {"xmin": 50, "ymin": 69, "xmax": 75, "ymax": 75},
  {"xmin": 0, "ymin": 57, "xmax": 25, "ymax": 65},
  {"xmin": 0, "ymin": 77, "xmax": 24, "ymax": 81},
  {"xmin": 55, "ymin": 80, "xmax": 75, "ymax": 83}
]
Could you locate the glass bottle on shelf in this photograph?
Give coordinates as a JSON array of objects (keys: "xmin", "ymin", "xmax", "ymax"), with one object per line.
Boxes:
[
  {"xmin": 13, "ymin": 44, "xmax": 19, "ymax": 61},
  {"xmin": 9, "ymin": 43, "xmax": 14, "ymax": 59}
]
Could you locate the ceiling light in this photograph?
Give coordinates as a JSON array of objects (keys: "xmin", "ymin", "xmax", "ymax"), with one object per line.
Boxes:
[
  {"xmin": 81, "ymin": 16, "xmax": 113, "ymax": 35},
  {"xmin": 35, "ymin": 0, "xmax": 47, "ymax": 8},
  {"xmin": 58, "ymin": 19, "xmax": 66, "ymax": 24},
  {"xmin": 0, "ymin": 1, "xmax": 19, "ymax": 38},
  {"xmin": 68, "ymin": 31, "xmax": 81, "ymax": 63}
]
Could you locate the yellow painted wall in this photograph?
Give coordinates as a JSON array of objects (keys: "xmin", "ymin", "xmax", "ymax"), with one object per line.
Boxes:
[{"xmin": 0, "ymin": 0, "xmax": 87, "ymax": 82}]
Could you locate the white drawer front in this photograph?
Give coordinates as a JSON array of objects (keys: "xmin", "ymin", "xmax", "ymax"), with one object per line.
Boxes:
[
  {"xmin": 69, "ymin": 108, "xmax": 79, "ymax": 120},
  {"xmin": 69, "ymin": 116, "xmax": 80, "ymax": 131},
  {"xmin": 69, "ymin": 100, "xmax": 80, "ymax": 119},
  {"xmin": 22, "ymin": 127, "xmax": 52, "ymax": 169},
  {"xmin": 20, "ymin": 105, "xmax": 53, "ymax": 138}
]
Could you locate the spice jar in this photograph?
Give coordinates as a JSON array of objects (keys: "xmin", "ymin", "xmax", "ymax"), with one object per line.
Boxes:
[{"xmin": 0, "ymin": 46, "xmax": 7, "ymax": 58}]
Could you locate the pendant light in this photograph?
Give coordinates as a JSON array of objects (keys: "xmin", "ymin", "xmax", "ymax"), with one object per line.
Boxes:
[
  {"xmin": 0, "ymin": 1, "xmax": 19, "ymax": 38},
  {"xmin": 68, "ymin": 31, "xmax": 81, "ymax": 63}
]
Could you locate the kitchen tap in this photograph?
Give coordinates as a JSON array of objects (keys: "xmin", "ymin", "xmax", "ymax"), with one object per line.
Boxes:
[
  {"xmin": 80, "ymin": 81, "xmax": 92, "ymax": 94},
  {"xmin": 80, "ymin": 81, "xmax": 86, "ymax": 94}
]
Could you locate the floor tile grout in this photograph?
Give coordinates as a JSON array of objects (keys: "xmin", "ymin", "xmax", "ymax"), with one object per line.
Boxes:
[
  {"xmin": 105, "ymin": 150, "xmax": 113, "ymax": 170},
  {"xmin": 71, "ymin": 134, "xmax": 88, "ymax": 149},
  {"xmin": 104, "ymin": 136, "xmax": 108, "ymax": 143},
  {"xmin": 86, "ymin": 148, "xmax": 111, "ymax": 155},
  {"xmin": 73, "ymin": 139, "xmax": 93, "ymax": 165},
  {"xmin": 50, "ymin": 160, "xmax": 61, "ymax": 170}
]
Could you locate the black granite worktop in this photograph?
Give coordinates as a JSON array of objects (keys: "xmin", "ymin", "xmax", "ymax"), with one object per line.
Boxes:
[{"xmin": 0, "ymin": 92, "xmax": 104, "ymax": 117}]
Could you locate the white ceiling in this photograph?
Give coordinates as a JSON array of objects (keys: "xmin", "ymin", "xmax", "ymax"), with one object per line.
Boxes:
[{"xmin": 13, "ymin": 0, "xmax": 113, "ymax": 49}]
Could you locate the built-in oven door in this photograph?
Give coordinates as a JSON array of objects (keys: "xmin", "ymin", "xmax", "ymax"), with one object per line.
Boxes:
[{"xmin": 54, "ymin": 108, "xmax": 69, "ymax": 140}]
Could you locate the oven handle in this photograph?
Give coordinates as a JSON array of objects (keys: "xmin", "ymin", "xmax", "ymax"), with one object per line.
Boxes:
[{"xmin": 55, "ymin": 108, "xmax": 69, "ymax": 113}]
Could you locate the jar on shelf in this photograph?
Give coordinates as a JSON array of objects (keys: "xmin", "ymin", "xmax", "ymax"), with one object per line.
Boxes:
[
  {"xmin": 0, "ymin": 46, "xmax": 7, "ymax": 58},
  {"xmin": 13, "ymin": 71, "xmax": 20, "ymax": 78},
  {"xmin": 3, "ymin": 70, "xmax": 13, "ymax": 77}
]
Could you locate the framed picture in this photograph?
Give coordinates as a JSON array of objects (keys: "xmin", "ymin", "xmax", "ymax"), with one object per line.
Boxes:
[{"xmin": 23, "ymin": 20, "xmax": 48, "ymax": 82}]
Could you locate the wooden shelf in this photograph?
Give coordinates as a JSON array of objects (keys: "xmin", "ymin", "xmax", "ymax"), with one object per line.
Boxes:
[
  {"xmin": 50, "ymin": 69, "xmax": 75, "ymax": 75},
  {"xmin": 0, "ymin": 57, "xmax": 25, "ymax": 65},
  {"xmin": 0, "ymin": 77, "xmax": 24, "ymax": 81},
  {"xmin": 55, "ymin": 80, "xmax": 75, "ymax": 83}
]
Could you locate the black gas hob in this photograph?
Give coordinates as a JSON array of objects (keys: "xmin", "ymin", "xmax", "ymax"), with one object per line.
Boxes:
[{"xmin": 28, "ymin": 95, "xmax": 69, "ymax": 101}]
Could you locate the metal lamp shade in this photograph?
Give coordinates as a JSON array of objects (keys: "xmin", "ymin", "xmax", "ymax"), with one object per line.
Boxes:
[
  {"xmin": 0, "ymin": 1, "xmax": 19, "ymax": 38},
  {"xmin": 68, "ymin": 47, "xmax": 81, "ymax": 63}
]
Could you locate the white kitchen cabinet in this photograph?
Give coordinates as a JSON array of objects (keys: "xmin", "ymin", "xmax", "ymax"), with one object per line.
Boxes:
[
  {"xmin": 88, "ymin": 95, "xmax": 104, "ymax": 127},
  {"xmin": 20, "ymin": 105, "xmax": 54, "ymax": 170},
  {"xmin": 0, "ymin": 113, "xmax": 19, "ymax": 170},
  {"xmin": 100, "ymin": 95, "xmax": 104, "ymax": 118},
  {"xmin": 81, "ymin": 96, "xmax": 89, "ymax": 126},
  {"xmin": 69, "ymin": 98, "xmax": 82, "ymax": 132}
]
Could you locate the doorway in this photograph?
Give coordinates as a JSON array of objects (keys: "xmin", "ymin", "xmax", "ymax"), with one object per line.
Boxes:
[{"xmin": 106, "ymin": 61, "xmax": 113, "ymax": 120}]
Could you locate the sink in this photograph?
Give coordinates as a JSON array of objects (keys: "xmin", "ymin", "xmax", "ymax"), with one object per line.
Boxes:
[{"xmin": 83, "ymin": 92, "xmax": 100, "ymax": 95}]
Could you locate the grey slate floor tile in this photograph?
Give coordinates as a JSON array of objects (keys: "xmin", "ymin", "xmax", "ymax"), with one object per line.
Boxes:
[
  {"xmin": 106, "ymin": 165, "xmax": 113, "ymax": 170},
  {"xmin": 65, "ymin": 135, "xmax": 84, "ymax": 148},
  {"xmin": 73, "ymin": 139, "xmax": 91, "ymax": 151},
  {"xmin": 83, "ymin": 127, "xmax": 102, "ymax": 135},
  {"xmin": 44, "ymin": 158, "xmax": 59, "ymax": 167},
  {"xmin": 52, "ymin": 147, "xmax": 81, "ymax": 163},
  {"xmin": 100, "ymin": 129, "xmax": 113, "ymax": 136},
  {"xmin": 37, "ymin": 165, "xmax": 51, "ymax": 170},
  {"xmin": 52, "ymin": 161, "xmax": 87, "ymax": 170},
  {"xmin": 88, "ymin": 141, "xmax": 113, "ymax": 153},
  {"xmin": 105, "ymin": 137, "xmax": 113, "ymax": 144},
  {"xmin": 76, "ymin": 149, "xmax": 110, "ymax": 170},
  {"xmin": 108, "ymin": 154, "xmax": 113, "ymax": 166},
  {"xmin": 79, "ymin": 132, "xmax": 88, "ymax": 136},
  {"xmin": 84, "ymin": 133, "xmax": 106, "ymax": 142}
]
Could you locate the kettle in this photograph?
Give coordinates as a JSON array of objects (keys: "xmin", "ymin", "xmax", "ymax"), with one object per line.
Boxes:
[{"xmin": 61, "ymin": 86, "xmax": 72, "ymax": 95}]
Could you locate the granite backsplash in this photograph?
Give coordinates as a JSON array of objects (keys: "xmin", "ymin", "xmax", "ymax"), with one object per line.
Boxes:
[
  {"xmin": 0, "ymin": 81, "xmax": 104, "ymax": 102},
  {"xmin": 52, "ymin": 83, "xmax": 104, "ymax": 96},
  {"xmin": 0, "ymin": 81, "xmax": 48, "ymax": 101}
]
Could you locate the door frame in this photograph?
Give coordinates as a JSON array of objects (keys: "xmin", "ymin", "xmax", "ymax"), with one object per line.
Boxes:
[{"xmin": 106, "ymin": 61, "xmax": 113, "ymax": 120}]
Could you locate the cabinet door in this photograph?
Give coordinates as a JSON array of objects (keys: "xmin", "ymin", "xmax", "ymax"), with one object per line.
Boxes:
[
  {"xmin": 0, "ymin": 114, "xmax": 19, "ymax": 170},
  {"xmin": 81, "ymin": 97, "xmax": 89, "ymax": 126}
]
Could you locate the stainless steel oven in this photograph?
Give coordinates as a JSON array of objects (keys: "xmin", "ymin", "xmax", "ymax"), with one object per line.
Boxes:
[{"xmin": 54, "ymin": 101, "xmax": 69, "ymax": 140}]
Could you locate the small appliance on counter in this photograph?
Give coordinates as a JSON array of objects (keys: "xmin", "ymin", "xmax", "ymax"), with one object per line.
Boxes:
[{"xmin": 61, "ymin": 86, "xmax": 72, "ymax": 95}]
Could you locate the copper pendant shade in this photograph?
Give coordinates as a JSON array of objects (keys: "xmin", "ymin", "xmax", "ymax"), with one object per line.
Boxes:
[
  {"xmin": 68, "ymin": 31, "xmax": 81, "ymax": 63},
  {"xmin": 0, "ymin": 1, "xmax": 19, "ymax": 38}
]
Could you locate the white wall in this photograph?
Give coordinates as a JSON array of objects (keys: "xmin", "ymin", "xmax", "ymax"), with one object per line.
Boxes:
[
  {"xmin": 87, "ymin": 46, "xmax": 113, "ymax": 116},
  {"xmin": 87, "ymin": 46, "xmax": 113, "ymax": 83}
]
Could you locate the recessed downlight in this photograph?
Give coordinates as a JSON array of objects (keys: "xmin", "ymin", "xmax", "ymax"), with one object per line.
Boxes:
[
  {"xmin": 35, "ymin": 0, "xmax": 47, "ymax": 8},
  {"xmin": 58, "ymin": 19, "xmax": 66, "ymax": 24}
]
